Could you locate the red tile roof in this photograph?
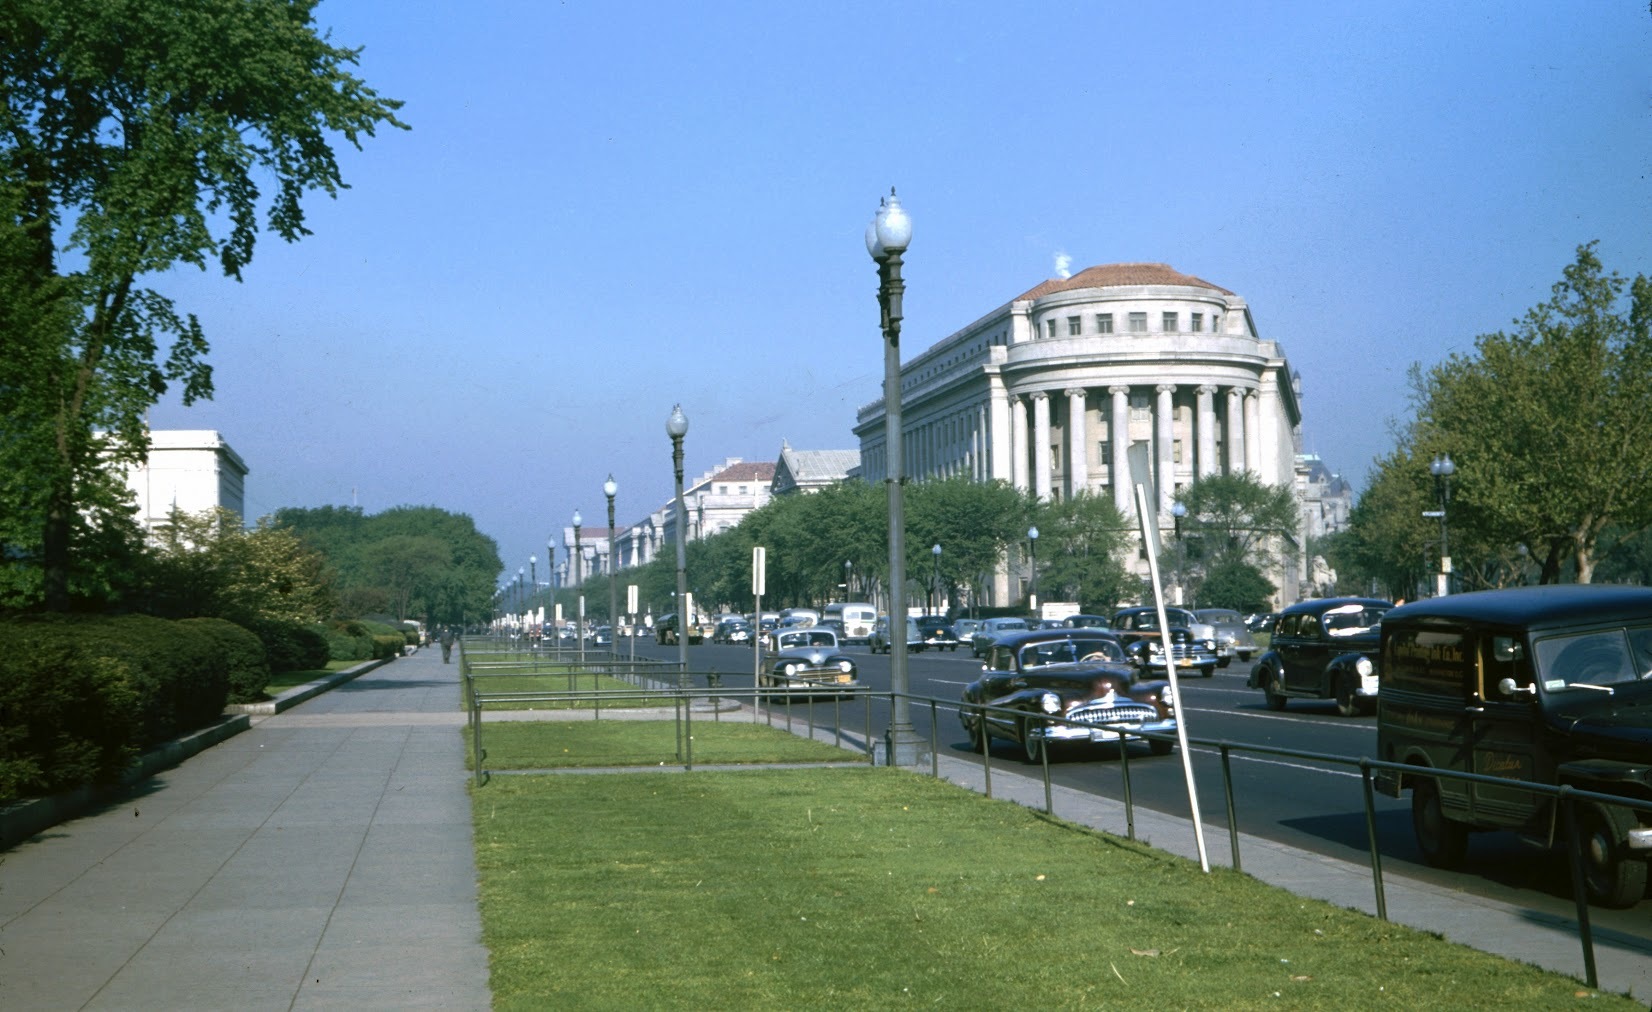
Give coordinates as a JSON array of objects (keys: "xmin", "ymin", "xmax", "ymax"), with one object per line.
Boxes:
[
  {"xmin": 711, "ymin": 461, "xmax": 776, "ymax": 483},
  {"xmin": 1016, "ymin": 263, "xmax": 1235, "ymax": 301}
]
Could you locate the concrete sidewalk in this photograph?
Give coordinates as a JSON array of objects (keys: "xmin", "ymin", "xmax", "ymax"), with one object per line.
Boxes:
[{"xmin": 0, "ymin": 646, "xmax": 490, "ymax": 1011}]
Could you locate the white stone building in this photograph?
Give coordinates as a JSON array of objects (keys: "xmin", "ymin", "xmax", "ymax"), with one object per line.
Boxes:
[
  {"xmin": 853, "ymin": 263, "xmax": 1303, "ymax": 605},
  {"xmin": 121, "ymin": 429, "xmax": 249, "ymax": 530}
]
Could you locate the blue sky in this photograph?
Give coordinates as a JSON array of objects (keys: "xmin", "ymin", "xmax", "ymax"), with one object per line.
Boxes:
[{"xmin": 149, "ymin": 1, "xmax": 1652, "ymax": 583}]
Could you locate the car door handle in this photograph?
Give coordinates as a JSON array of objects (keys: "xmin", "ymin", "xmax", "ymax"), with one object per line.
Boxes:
[{"xmin": 1464, "ymin": 706, "xmax": 1485, "ymax": 715}]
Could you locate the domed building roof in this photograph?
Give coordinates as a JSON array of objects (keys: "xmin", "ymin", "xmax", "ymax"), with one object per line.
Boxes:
[{"xmin": 1016, "ymin": 262, "xmax": 1235, "ymax": 301}]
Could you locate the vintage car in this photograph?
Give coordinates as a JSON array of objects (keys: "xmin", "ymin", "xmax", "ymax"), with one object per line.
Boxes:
[
  {"xmin": 712, "ymin": 617, "xmax": 752, "ymax": 644},
  {"xmin": 653, "ymin": 612, "xmax": 703, "ymax": 646},
  {"xmin": 961, "ymin": 629, "xmax": 1178, "ymax": 762},
  {"xmin": 1110, "ymin": 607, "xmax": 1219, "ymax": 677},
  {"xmin": 1374, "ymin": 585, "xmax": 1652, "ymax": 908},
  {"xmin": 1248, "ymin": 597, "xmax": 1391, "ymax": 715},
  {"xmin": 1195, "ymin": 607, "xmax": 1260, "ymax": 664},
  {"xmin": 952, "ymin": 618, "xmax": 982, "ymax": 642},
  {"xmin": 970, "ymin": 616, "xmax": 1032, "ymax": 658},
  {"xmin": 761, "ymin": 627, "xmax": 861, "ymax": 692},
  {"xmin": 868, "ymin": 615, "xmax": 924, "ymax": 654},
  {"xmin": 1061, "ymin": 613, "xmax": 1113, "ymax": 630},
  {"xmin": 916, "ymin": 616, "xmax": 961, "ymax": 651}
]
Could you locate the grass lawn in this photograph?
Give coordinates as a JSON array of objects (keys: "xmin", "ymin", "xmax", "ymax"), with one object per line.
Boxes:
[
  {"xmin": 261, "ymin": 660, "xmax": 359, "ymax": 695},
  {"xmin": 465, "ymin": 672, "xmax": 677, "ymax": 710},
  {"xmin": 466, "ymin": 719, "xmax": 864, "ymax": 769},
  {"xmin": 471, "ymin": 766, "xmax": 1635, "ymax": 1010}
]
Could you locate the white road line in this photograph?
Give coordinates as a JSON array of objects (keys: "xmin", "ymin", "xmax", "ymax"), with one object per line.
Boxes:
[
  {"xmin": 1186, "ymin": 746, "xmax": 1366, "ymax": 779},
  {"xmin": 1182, "ymin": 705, "xmax": 1377, "ymax": 729}
]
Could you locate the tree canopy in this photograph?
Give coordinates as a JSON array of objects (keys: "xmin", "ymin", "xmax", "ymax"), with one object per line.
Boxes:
[{"xmin": 0, "ymin": 0, "xmax": 406, "ymax": 609}]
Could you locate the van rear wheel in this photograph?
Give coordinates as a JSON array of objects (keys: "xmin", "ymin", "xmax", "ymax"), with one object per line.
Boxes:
[{"xmin": 1412, "ymin": 778, "xmax": 1469, "ymax": 869}]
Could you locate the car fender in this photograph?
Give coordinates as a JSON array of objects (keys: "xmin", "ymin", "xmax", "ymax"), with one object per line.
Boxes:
[
  {"xmin": 1325, "ymin": 651, "xmax": 1378, "ymax": 696},
  {"xmin": 1249, "ymin": 651, "xmax": 1284, "ymax": 690}
]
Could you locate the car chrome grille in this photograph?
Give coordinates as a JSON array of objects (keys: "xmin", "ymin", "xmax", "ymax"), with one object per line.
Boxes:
[{"xmin": 1065, "ymin": 702, "xmax": 1159, "ymax": 726}]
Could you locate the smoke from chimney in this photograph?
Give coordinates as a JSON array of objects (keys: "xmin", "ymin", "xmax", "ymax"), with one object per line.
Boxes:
[{"xmin": 1054, "ymin": 252, "xmax": 1072, "ymax": 279}]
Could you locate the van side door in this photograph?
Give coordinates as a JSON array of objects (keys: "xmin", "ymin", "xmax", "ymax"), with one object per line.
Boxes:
[{"xmin": 1467, "ymin": 630, "xmax": 1542, "ymax": 831}]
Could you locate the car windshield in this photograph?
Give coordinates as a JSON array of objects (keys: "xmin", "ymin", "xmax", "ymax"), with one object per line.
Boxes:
[
  {"xmin": 992, "ymin": 620, "xmax": 1028, "ymax": 632},
  {"xmin": 1324, "ymin": 606, "xmax": 1387, "ymax": 636},
  {"xmin": 1199, "ymin": 610, "xmax": 1242, "ymax": 623},
  {"xmin": 1534, "ymin": 627, "xmax": 1652, "ymax": 690},
  {"xmin": 1019, "ymin": 638, "xmax": 1124, "ymax": 666}
]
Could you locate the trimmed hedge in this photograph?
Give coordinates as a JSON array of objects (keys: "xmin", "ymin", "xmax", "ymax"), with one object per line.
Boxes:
[
  {"xmin": 179, "ymin": 618, "xmax": 270, "ymax": 704},
  {"xmin": 314, "ymin": 620, "xmax": 376, "ymax": 661},
  {"xmin": 248, "ymin": 617, "xmax": 331, "ymax": 673},
  {"xmin": 0, "ymin": 614, "xmax": 231, "ymax": 802}
]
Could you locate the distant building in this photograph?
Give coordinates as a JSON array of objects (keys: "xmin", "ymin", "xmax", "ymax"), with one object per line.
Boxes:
[
  {"xmin": 121, "ymin": 430, "xmax": 249, "ymax": 531},
  {"xmin": 579, "ymin": 458, "xmax": 777, "ymax": 583},
  {"xmin": 853, "ymin": 263, "xmax": 1304, "ymax": 606},
  {"xmin": 771, "ymin": 441, "xmax": 860, "ymax": 496},
  {"xmin": 1296, "ymin": 453, "xmax": 1354, "ymax": 541}
]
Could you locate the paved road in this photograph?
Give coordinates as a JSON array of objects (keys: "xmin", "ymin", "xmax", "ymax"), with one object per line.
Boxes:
[{"xmin": 0, "ymin": 647, "xmax": 492, "ymax": 1011}]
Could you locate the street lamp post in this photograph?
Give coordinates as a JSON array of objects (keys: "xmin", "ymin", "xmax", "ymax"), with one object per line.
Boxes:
[
  {"xmin": 605, "ymin": 475, "xmax": 618, "ymax": 657},
  {"xmin": 867, "ymin": 187, "xmax": 919, "ymax": 765},
  {"xmin": 516, "ymin": 567, "xmax": 524, "ymax": 630},
  {"xmin": 1429, "ymin": 455, "xmax": 1455, "ymax": 596},
  {"xmin": 573, "ymin": 510, "xmax": 585, "ymax": 665},
  {"xmin": 529, "ymin": 554, "xmax": 538, "ymax": 647},
  {"xmin": 930, "ymin": 543, "xmax": 942, "ymax": 616},
  {"xmin": 1170, "ymin": 501, "xmax": 1187, "ymax": 606},
  {"xmin": 667, "ymin": 405, "xmax": 691, "ymax": 684},
  {"xmin": 1027, "ymin": 526, "xmax": 1040, "ymax": 617}
]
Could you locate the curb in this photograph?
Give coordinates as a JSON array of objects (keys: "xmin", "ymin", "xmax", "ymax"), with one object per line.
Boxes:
[{"xmin": 1, "ymin": 656, "xmax": 387, "ymax": 850}]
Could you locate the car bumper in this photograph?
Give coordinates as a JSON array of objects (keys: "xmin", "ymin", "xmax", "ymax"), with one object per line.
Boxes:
[
  {"xmin": 1035, "ymin": 718, "xmax": 1179, "ymax": 743},
  {"xmin": 1357, "ymin": 672, "xmax": 1379, "ymax": 697},
  {"xmin": 773, "ymin": 671, "xmax": 861, "ymax": 689}
]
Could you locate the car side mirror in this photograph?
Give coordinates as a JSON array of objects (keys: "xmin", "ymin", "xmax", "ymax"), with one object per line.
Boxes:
[{"xmin": 1497, "ymin": 676, "xmax": 1536, "ymax": 701}]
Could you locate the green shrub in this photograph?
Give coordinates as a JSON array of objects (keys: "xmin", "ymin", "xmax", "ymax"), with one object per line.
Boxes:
[
  {"xmin": 315, "ymin": 620, "xmax": 375, "ymax": 661},
  {"xmin": 371, "ymin": 634, "xmax": 404, "ymax": 659},
  {"xmin": 248, "ymin": 617, "xmax": 331, "ymax": 673},
  {"xmin": 0, "ymin": 621, "xmax": 139, "ymax": 801},
  {"xmin": 66, "ymin": 615, "xmax": 228, "ymax": 743},
  {"xmin": 179, "ymin": 618, "xmax": 271, "ymax": 704}
]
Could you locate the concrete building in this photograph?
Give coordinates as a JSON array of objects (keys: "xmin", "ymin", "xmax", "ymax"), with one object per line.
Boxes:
[
  {"xmin": 853, "ymin": 263, "xmax": 1303, "ymax": 605},
  {"xmin": 121, "ymin": 430, "xmax": 249, "ymax": 530},
  {"xmin": 771, "ymin": 442, "xmax": 860, "ymax": 496}
]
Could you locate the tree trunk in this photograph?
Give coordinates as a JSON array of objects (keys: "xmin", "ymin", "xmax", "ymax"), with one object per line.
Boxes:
[{"xmin": 42, "ymin": 477, "xmax": 72, "ymax": 611}]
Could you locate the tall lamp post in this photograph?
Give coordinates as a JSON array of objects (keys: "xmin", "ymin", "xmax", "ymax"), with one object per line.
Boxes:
[
  {"xmin": 1027, "ymin": 526, "xmax": 1040, "ymax": 616},
  {"xmin": 605, "ymin": 475, "xmax": 618, "ymax": 656},
  {"xmin": 867, "ymin": 187, "xmax": 919, "ymax": 765},
  {"xmin": 1429, "ymin": 454, "xmax": 1455, "ymax": 596},
  {"xmin": 529, "ymin": 554, "xmax": 539, "ymax": 645},
  {"xmin": 930, "ymin": 544, "xmax": 942, "ymax": 616},
  {"xmin": 1170, "ymin": 501, "xmax": 1187, "ymax": 606},
  {"xmin": 572, "ymin": 510, "xmax": 585, "ymax": 665},
  {"xmin": 667, "ymin": 405, "xmax": 691, "ymax": 684}
]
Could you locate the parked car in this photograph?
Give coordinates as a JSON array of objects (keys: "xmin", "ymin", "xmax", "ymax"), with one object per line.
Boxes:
[
  {"xmin": 1372, "ymin": 585, "xmax": 1652, "ymax": 908},
  {"xmin": 1247, "ymin": 597, "xmax": 1391, "ymax": 715},
  {"xmin": 1110, "ymin": 607, "xmax": 1219, "ymax": 677},
  {"xmin": 952, "ymin": 618, "xmax": 982, "ymax": 642},
  {"xmin": 1195, "ymin": 608, "xmax": 1260, "ymax": 664},
  {"xmin": 762, "ymin": 627, "xmax": 860, "ymax": 693},
  {"xmin": 970, "ymin": 617, "xmax": 1031, "ymax": 658},
  {"xmin": 654, "ymin": 612, "xmax": 703, "ymax": 646},
  {"xmin": 869, "ymin": 615, "xmax": 924, "ymax": 654},
  {"xmin": 1062, "ymin": 614, "xmax": 1113, "ymax": 630},
  {"xmin": 712, "ymin": 617, "xmax": 752, "ymax": 644},
  {"xmin": 916, "ymin": 616, "xmax": 960, "ymax": 651},
  {"xmin": 1245, "ymin": 611, "xmax": 1278, "ymax": 633},
  {"xmin": 961, "ymin": 628, "xmax": 1178, "ymax": 763},
  {"xmin": 591, "ymin": 625, "xmax": 613, "ymax": 647}
]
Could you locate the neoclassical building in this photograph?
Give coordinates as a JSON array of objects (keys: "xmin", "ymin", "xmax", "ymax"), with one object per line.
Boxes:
[{"xmin": 854, "ymin": 262, "xmax": 1303, "ymax": 605}]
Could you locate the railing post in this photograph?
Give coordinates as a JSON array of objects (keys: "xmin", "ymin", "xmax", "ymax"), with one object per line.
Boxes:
[
  {"xmin": 929, "ymin": 699, "xmax": 939, "ymax": 778},
  {"xmin": 684, "ymin": 687, "xmax": 694, "ymax": 772},
  {"xmin": 1221, "ymin": 744, "xmax": 1241, "ymax": 873},
  {"xmin": 470, "ymin": 691, "xmax": 484, "ymax": 786},
  {"xmin": 1040, "ymin": 722, "xmax": 1053, "ymax": 814},
  {"xmin": 978, "ymin": 704, "xmax": 992, "ymax": 799},
  {"xmin": 1559, "ymin": 788, "xmax": 1599, "ymax": 989},
  {"xmin": 1358, "ymin": 759, "xmax": 1386, "ymax": 921},
  {"xmin": 1117, "ymin": 732, "xmax": 1134, "ymax": 841}
]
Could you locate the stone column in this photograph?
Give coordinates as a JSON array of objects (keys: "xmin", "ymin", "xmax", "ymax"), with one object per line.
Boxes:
[
  {"xmin": 1197, "ymin": 384, "xmax": 1218, "ymax": 477},
  {"xmin": 988, "ymin": 378, "xmax": 1012, "ymax": 482},
  {"xmin": 1032, "ymin": 391, "xmax": 1052, "ymax": 500},
  {"xmin": 1156, "ymin": 384, "xmax": 1176, "ymax": 513},
  {"xmin": 1110, "ymin": 385, "xmax": 1131, "ymax": 513},
  {"xmin": 1010, "ymin": 394, "xmax": 1029, "ymax": 491},
  {"xmin": 1245, "ymin": 389, "xmax": 1262, "ymax": 475},
  {"xmin": 1227, "ymin": 387, "xmax": 1245, "ymax": 474},
  {"xmin": 1065, "ymin": 387, "xmax": 1088, "ymax": 497}
]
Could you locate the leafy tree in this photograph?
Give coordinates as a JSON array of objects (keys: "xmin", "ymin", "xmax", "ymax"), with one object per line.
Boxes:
[
  {"xmin": 143, "ymin": 507, "xmax": 335, "ymax": 624},
  {"xmin": 1031, "ymin": 492, "xmax": 1134, "ymax": 612},
  {"xmin": 907, "ymin": 477, "xmax": 1030, "ymax": 614},
  {"xmin": 1198, "ymin": 560, "xmax": 1275, "ymax": 613},
  {"xmin": 0, "ymin": 0, "xmax": 406, "ymax": 610},
  {"xmin": 1411, "ymin": 243, "xmax": 1652, "ymax": 583},
  {"xmin": 1174, "ymin": 472, "xmax": 1301, "ymax": 589}
]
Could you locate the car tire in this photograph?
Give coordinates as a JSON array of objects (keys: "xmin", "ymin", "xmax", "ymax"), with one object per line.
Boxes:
[
  {"xmin": 1202, "ymin": 665, "xmax": 1216, "ymax": 679},
  {"xmin": 1238, "ymin": 651, "xmax": 1253, "ymax": 662},
  {"xmin": 1579, "ymin": 803, "xmax": 1648, "ymax": 909},
  {"xmin": 1263, "ymin": 669, "xmax": 1288, "ymax": 711},
  {"xmin": 1411, "ymin": 778, "xmax": 1469, "ymax": 869},
  {"xmin": 1334, "ymin": 674, "xmax": 1363, "ymax": 718},
  {"xmin": 1218, "ymin": 656, "xmax": 1232, "ymax": 669},
  {"xmin": 1020, "ymin": 720, "xmax": 1045, "ymax": 765},
  {"xmin": 1148, "ymin": 736, "xmax": 1175, "ymax": 757}
]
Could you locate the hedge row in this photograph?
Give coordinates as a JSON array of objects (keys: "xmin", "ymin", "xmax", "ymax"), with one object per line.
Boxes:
[
  {"xmin": 0, "ymin": 613, "xmax": 361, "ymax": 803},
  {"xmin": 312, "ymin": 619, "xmax": 408, "ymax": 662}
]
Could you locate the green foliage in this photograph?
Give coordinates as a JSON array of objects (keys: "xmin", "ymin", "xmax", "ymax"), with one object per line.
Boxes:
[
  {"xmin": 248, "ymin": 617, "xmax": 331, "ymax": 673},
  {"xmin": 315, "ymin": 620, "xmax": 376, "ymax": 662},
  {"xmin": 0, "ymin": 620, "xmax": 139, "ymax": 800},
  {"xmin": 1176, "ymin": 472, "xmax": 1301, "ymax": 573},
  {"xmin": 0, "ymin": 0, "xmax": 406, "ymax": 610},
  {"xmin": 69, "ymin": 615, "xmax": 229, "ymax": 743},
  {"xmin": 178, "ymin": 617, "xmax": 269, "ymax": 704},
  {"xmin": 141, "ymin": 508, "xmax": 337, "ymax": 624},
  {"xmin": 1197, "ymin": 560, "xmax": 1276, "ymax": 613},
  {"xmin": 1030, "ymin": 491, "xmax": 1134, "ymax": 612},
  {"xmin": 275, "ymin": 505, "xmax": 501, "ymax": 624}
]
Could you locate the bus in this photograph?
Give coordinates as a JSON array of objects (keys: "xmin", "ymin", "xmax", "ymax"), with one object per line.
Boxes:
[{"xmin": 824, "ymin": 601, "xmax": 878, "ymax": 644}]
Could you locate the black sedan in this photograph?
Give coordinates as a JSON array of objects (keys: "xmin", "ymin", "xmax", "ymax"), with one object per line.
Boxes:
[
  {"xmin": 916, "ymin": 617, "xmax": 961, "ymax": 651},
  {"xmin": 961, "ymin": 629, "xmax": 1178, "ymax": 763},
  {"xmin": 761, "ymin": 628, "xmax": 860, "ymax": 693}
]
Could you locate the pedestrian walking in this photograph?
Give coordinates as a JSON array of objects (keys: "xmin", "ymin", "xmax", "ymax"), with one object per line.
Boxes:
[{"xmin": 440, "ymin": 626, "xmax": 456, "ymax": 663}]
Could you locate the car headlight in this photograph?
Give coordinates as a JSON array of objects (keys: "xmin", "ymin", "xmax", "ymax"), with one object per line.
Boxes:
[
  {"xmin": 1355, "ymin": 656, "xmax": 1373, "ymax": 677},
  {"xmin": 783, "ymin": 663, "xmax": 797, "ymax": 676},
  {"xmin": 838, "ymin": 660, "xmax": 854, "ymax": 674},
  {"xmin": 1040, "ymin": 692, "xmax": 1062, "ymax": 714},
  {"xmin": 1203, "ymin": 639, "xmax": 1216, "ymax": 651}
]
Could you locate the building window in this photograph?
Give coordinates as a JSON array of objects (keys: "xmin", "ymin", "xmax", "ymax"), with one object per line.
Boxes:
[
  {"xmin": 1191, "ymin": 313, "xmax": 1203, "ymax": 332},
  {"xmin": 1162, "ymin": 312, "xmax": 1178, "ymax": 332},
  {"xmin": 1130, "ymin": 397, "xmax": 1150, "ymax": 423},
  {"xmin": 1098, "ymin": 439, "xmax": 1110, "ymax": 465},
  {"xmin": 739, "ymin": 485, "xmax": 748, "ymax": 495},
  {"xmin": 1097, "ymin": 313, "xmax": 1113, "ymax": 333},
  {"xmin": 1173, "ymin": 439, "xmax": 1184, "ymax": 464},
  {"xmin": 1067, "ymin": 316, "xmax": 1081, "ymax": 336},
  {"xmin": 1128, "ymin": 312, "xmax": 1147, "ymax": 333},
  {"xmin": 1212, "ymin": 313, "xmax": 1221, "ymax": 333},
  {"xmin": 1046, "ymin": 318, "xmax": 1056, "ymax": 338}
]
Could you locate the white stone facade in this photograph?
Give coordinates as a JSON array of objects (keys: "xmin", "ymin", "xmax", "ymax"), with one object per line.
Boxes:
[
  {"xmin": 122, "ymin": 430, "xmax": 249, "ymax": 530},
  {"xmin": 854, "ymin": 263, "xmax": 1303, "ymax": 605}
]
